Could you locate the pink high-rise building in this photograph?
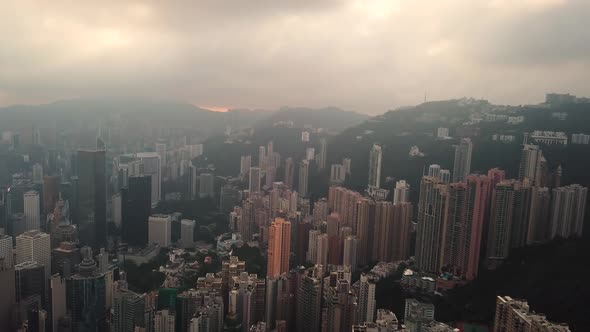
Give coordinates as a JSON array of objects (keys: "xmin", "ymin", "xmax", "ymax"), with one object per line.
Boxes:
[{"xmin": 267, "ymin": 218, "xmax": 291, "ymax": 278}]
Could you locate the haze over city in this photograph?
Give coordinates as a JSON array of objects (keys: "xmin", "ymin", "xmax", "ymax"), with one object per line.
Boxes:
[{"xmin": 2, "ymin": 0, "xmax": 590, "ymax": 113}]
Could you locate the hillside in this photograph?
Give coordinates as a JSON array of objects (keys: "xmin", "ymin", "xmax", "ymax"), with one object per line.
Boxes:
[{"xmin": 253, "ymin": 106, "xmax": 370, "ymax": 131}]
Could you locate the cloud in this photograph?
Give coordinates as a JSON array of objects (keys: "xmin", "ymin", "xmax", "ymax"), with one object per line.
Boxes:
[{"xmin": 0, "ymin": 0, "xmax": 589, "ymax": 113}]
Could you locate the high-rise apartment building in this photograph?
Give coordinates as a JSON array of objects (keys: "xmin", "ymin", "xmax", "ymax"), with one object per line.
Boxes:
[
  {"xmin": 249, "ymin": 167, "xmax": 261, "ymax": 193},
  {"xmin": 112, "ymin": 284, "xmax": 146, "ymax": 332},
  {"xmin": 441, "ymin": 175, "xmax": 490, "ymax": 280},
  {"xmin": 77, "ymin": 149, "xmax": 106, "ymax": 247},
  {"xmin": 330, "ymin": 164, "xmax": 346, "ymax": 184},
  {"xmin": 549, "ymin": 184, "xmax": 587, "ymax": 239},
  {"xmin": 452, "ymin": 138, "xmax": 473, "ymax": 182},
  {"xmin": 284, "ymin": 158, "xmax": 295, "ymax": 189},
  {"xmin": 518, "ymin": 144, "xmax": 544, "ymax": 186},
  {"xmin": 355, "ymin": 198, "xmax": 375, "ymax": 266},
  {"xmin": 404, "ymin": 298, "xmax": 435, "ymax": 332},
  {"xmin": 527, "ymin": 187, "xmax": 551, "ymax": 244},
  {"xmin": 343, "ymin": 236, "xmax": 358, "ymax": 271},
  {"xmin": 240, "ymin": 155, "xmax": 252, "ymax": 179},
  {"xmin": 267, "ymin": 218, "xmax": 291, "ymax": 278},
  {"xmin": 136, "ymin": 152, "xmax": 162, "ymax": 207},
  {"xmin": 373, "ymin": 201, "xmax": 394, "ymax": 262},
  {"xmin": 415, "ymin": 176, "xmax": 448, "ymax": 274},
  {"xmin": 24, "ymin": 191, "xmax": 40, "ymax": 231},
  {"xmin": 392, "ymin": 201, "xmax": 413, "ymax": 262},
  {"xmin": 16, "ymin": 230, "xmax": 51, "ymax": 280},
  {"xmin": 393, "ymin": 180, "xmax": 410, "ymax": 205},
  {"xmin": 493, "ymin": 296, "xmax": 571, "ymax": 332},
  {"xmin": 296, "ymin": 266, "xmax": 323, "ymax": 332},
  {"xmin": 358, "ymin": 274, "xmax": 376, "ymax": 323},
  {"xmin": 298, "ymin": 160, "xmax": 309, "ymax": 197},
  {"xmin": 368, "ymin": 144, "xmax": 382, "ymax": 190},
  {"xmin": 317, "ymin": 138, "xmax": 327, "ymax": 170},
  {"xmin": 199, "ymin": 173, "xmax": 215, "ymax": 198},
  {"xmin": 0, "ymin": 234, "xmax": 13, "ymax": 268},
  {"xmin": 149, "ymin": 214, "xmax": 172, "ymax": 247}
]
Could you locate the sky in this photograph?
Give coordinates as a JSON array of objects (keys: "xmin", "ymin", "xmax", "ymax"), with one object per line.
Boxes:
[{"xmin": 1, "ymin": 0, "xmax": 589, "ymax": 114}]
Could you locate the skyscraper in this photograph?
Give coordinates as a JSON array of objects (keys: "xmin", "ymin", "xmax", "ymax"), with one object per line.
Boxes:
[
  {"xmin": 452, "ymin": 138, "xmax": 473, "ymax": 182},
  {"xmin": 199, "ymin": 173, "xmax": 215, "ymax": 198},
  {"xmin": 393, "ymin": 180, "xmax": 410, "ymax": 205},
  {"xmin": 149, "ymin": 214, "xmax": 172, "ymax": 247},
  {"xmin": 404, "ymin": 298, "xmax": 435, "ymax": 332},
  {"xmin": 317, "ymin": 138, "xmax": 327, "ymax": 170},
  {"xmin": 527, "ymin": 187, "xmax": 551, "ymax": 244},
  {"xmin": 284, "ymin": 157, "xmax": 295, "ymax": 189},
  {"xmin": 330, "ymin": 164, "xmax": 346, "ymax": 185},
  {"xmin": 49, "ymin": 274, "xmax": 67, "ymax": 332},
  {"xmin": 441, "ymin": 175, "xmax": 490, "ymax": 280},
  {"xmin": 188, "ymin": 163, "xmax": 198, "ymax": 199},
  {"xmin": 486, "ymin": 180, "xmax": 520, "ymax": 268},
  {"xmin": 267, "ymin": 218, "xmax": 291, "ymax": 278},
  {"xmin": 373, "ymin": 201, "xmax": 394, "ymax": 262},
  {"xmin": 392, "ymin": 201, "xmax": 413, "ymax": 262},
  {"xmin": 0, "ymin": 260, "xmax": 16, "ymax": 330},
  {"xmin": 493, "ymin": 296, "xmax": 571, "ymax": 332},
  {"xmin": 367, "ymin": 144, "xmax": 382, "ymax": 190},
  {"xmin": 258, "ymin": 146, "xmax": 266, "ymax": 170},
  {"xmin": 415, "ymin": 176, "xmax": 448, "ymax": 274},
  {"xmin": 180, "ymin": 219, "xmax": 195, "ymax": 249},
  {"xmin": 0, "ymin": 234, "xmax": 13, "ymax": 268},
  {"xmin": 112, "ymin": 283, "xmax": 146, "ymax": 332},
  {"xmin": 77, "ymin": 149, "xmax": 106, "ymax": 247},
  {"xmin": 355, "ymin": 198, "xmax": 375, "ymax": 266},
  {"xmin": 136, "ymin": 152, "xmax": 162, "ymax": 207},
  {"xmin": 296, "ymin": 266, "xmax": 323, "ymax": 332},
  {"xmin": 550, "ymin": 184, "xmax": 587, "ymax": 239},
  {"xmin": 23, "ymin": 191, "xmax": 40, "ymax": 231},
  {"xmin": 16, "ymin": 230, "xmax": 51, "ymax": 280},
  {"xmin": 121, "ymin": 176, "xmax": 151, "ymax": 246},
  {"xmin": 518, "ymin": 144, "xmax": 543, "ymax": 185},
  {"xmin": 343, "ymin": 236, "xmax": 358, "ymax": 271},
  {"xmin": 358, "ymin": 274, "xmax": 376, "ymax": 323},
  {"xmin": 43, "ymin": 175, "xmax": 60, "ymax": 214},
  {"xmin": 298, "ymin": 160, "xmax": 309, "ymax": 197},
  {"xmin": 240, "ymin": 155, "xmax": 252, "ymax": 180},
  {"xmin": 249, "ymin": 167, "xmax": 261, "ymax": 193}
]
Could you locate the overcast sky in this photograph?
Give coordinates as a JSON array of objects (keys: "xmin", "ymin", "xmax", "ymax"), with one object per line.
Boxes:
[{"xmin": 1, "ymin": 0, "xmax": 589, "ymax": 114}]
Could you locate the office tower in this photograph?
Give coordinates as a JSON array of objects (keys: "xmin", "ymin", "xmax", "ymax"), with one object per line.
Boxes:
[
  {"xmin": 550, "ymin": 184, "xmax": 588, "ymax": 239},
  {"xmin": 32, "ymin": 163, "xmax": 44, "ymax": 183},
  {"xmin": 112, "ymin": 193, "xmax": 122, "ymax": 227},
  {"xmin": 24, "ymin": 191, "xmax": 40, "ymax": 231},
  {"xmin": 298, "ymin": 160, "xmax": 310, "ymax": 197},
  {"xmin": 518, "ymin": 144, "xmax": 543, "ymax": 185},
  {"xmin": 155, "ymin": 141, "xmax": 167, "ymax": 167},
  {"xmin": 368, "ymin": 144, "xmax": 382, "ymax": 190},
  {"xmin": 43, "ymin": 175, "xmax": 59, "ymax": 214},
  {"xmin": 342, "ymin": 158, "xmax": 352, "ymax": 175},
  {"xmin": 16, "ymin": 230, "xmax": 51, "ymax": 280},
  {"xmin": 372, "ymin": 201, "xmax": 394, "ymax": 262},
  {"xmin": 330, "ymin": 164, "xmax": 346, "ymax": 184},
  {"xmin": 199, "ymin": 173, "xmax": 215, "ymax": 198},
  {"xmin": 267, "ymin": 218, "xmax": 291, "ymax": 278},
  {"xmin": 0, "ymin": 234, "xmax": 13, "ymax": 268},
  {"xmin": 493, "ymin": 296, "xmax": 571, "ymax": 332},
  {"xmin": 52, "ymin": 241, "xmax": 81, "ymax": 278},
  {"xmin": 441, "ymin": 175, "xmax": 490, "ymax": 280},
  {"xmin": 358, "ymin": 274, "xmax": 377, "ymax": 323},
  {"xmin": 355, "ymin": 198, "xmax": 375, "ymax": 266},
  {"xmin": 343, "ymin": 236, "xmax": 358, "ymax": 271},
  {"xmin": 136, "ymin": 152, "xmax": 162, "ymax": 207},
  {"xmin": 317, "ymin": 138, "xmax": 327, "ymax": 170},
  {"xmin": 249, "ymin": 167, "xmax": 261, "ymax": 193},
  {"xmin": 404, "ymin": 299, "xmax": 435, "ymax": 332},
  {"xmin": 121, "ymin": 176, "xmax": 151, "ymax": 246},
  {"xmin": 296, "ymin": 266, "xmax": 323, "ymax": 332},
  {"xmin": 49, "ymin": 274, "xmax": 67, "ymax": 332},
  {"xmin": 220, "ymin": 185, "xmax": 241, "ymax": 214},
  {"xmin": 284, "ymin": 157, "xmax": 295, "ymax": 189},
  {"xmin": 452, "ymin": 138, "xmax": 473, "ymax": 182},
  {"xmin": 188, "ymin": 163, "xmax": 198, "ymax": 199},
  {"xmin": 149, "ymin": 214, "xmax": 172, "ymax": 247},
  {"xmin": 240, "ymin": 155, "xmax": 252, "ymax": 179},
  {"xmin": 77, "ymin": 149, "xmax": 106, "ymax": 247},
  {"xmin": 15, "ymin": 261, "xmax": 45, "ymax": 324},
  {"xmin": 527, "ymin": 187, "xmax": 551, "ymax": 244},
  {"xmin": 155, "ymin": 309, "xmax": 176, "ymax": 332},
  {"xmin": 415, "ymin": 176, "xmax": 448, "ymax": 274},
  {"xmin": 393, "ymin": 180, "xmax": 410, "ymax": 205},
  {"xmin": 180, "ymin": 219, "xmax": 195, "ymax": 249},
  {"xmin": 392, "ymin": 201, "xmax": 413, "ymax": 261},
  {"xmin": 0, "ymin": 260, "xmax": 16, "ymax": 330},
  {"xmin": 316, "ymin": 233, "xmax": 329, "ymax": 269},
  {"xmin": 66, "ymin": 247, "xmax": 107, "ymax": 331},
  {"xmin": 113, "ymin": 285, "xmax": 146, "ymax": 332}
]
